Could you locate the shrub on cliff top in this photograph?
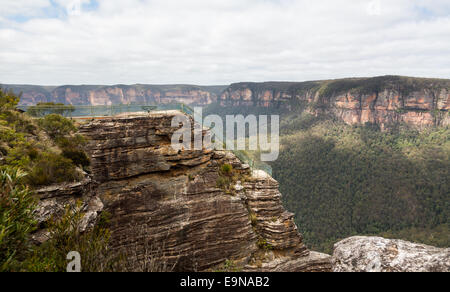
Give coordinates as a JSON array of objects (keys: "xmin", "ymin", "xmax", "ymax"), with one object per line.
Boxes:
[
  {"xmin": 26, "ymin": 152, "xmax": 83, "ymax": 186},
  {"xmin": 27, "ymin": 102, "xmax": 75, "ymax": 118},
  {"xmin": 0, "ymin": 89, "xmax": 89, "ymax": 187},
  {"xmin": 0, "ymin": 89, "xmax": 20, "ymax": 111},
  {"xmin": 37, "ymin": 114, "xmax": 77, "ymax": 139}
]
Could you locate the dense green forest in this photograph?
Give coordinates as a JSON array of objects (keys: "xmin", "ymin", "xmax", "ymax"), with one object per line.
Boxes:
[{"xmin": 273, "ymin": 113, "xmax": 449, "ymax": 253}]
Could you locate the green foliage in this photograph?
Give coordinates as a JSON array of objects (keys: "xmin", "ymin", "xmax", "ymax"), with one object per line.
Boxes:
[
  {"xmin": 220, "ymin": 163, "xmax": 233, "ymax": 175},
  {"xmin": 0, "ymin": 89, "xmax": 20, "ymax": 111},
  {"xmin": 249, "ymin": 212, "xmax": 258, "ymax": 227},
  {"xmin": 0, "ymin": 90, "xmax": 89, "ymax": 187},
  {"xmin": 256, "ymin": 238, "xmax": 274, "ymax": 250},
  {"xmin": 0, "ymin": 166, "xmax": 115, "ymax": 272},
  {"xmin": 273, "ymin": 113, "xmax": 450, "ymax": 253},
  {"xmin": 27, "ymin": 103, "xmax": 75, "ymax": 118},
  {"xmin": 217, "ymin": 163, "xmax": 234, "ymax": 191},
  {"xmin": 216, "ymin": 176, "xmax": 231, "ymax": 190},
  {"xmin": 26, "ymin": 152, "xmax": 83, "ymax": 186},
  {"xmin": 0, "ymin": 168, "xmax": 36, "ymax": 271},
  {"xmin": 20, "ymin": 203, "xmax": 118, "ymax": 272},
  {"xmin": 61, "ymin": 148, "xmax": 90, "ymax": 168},
  {"xmin": 214, "ymin": 260, "xmax": 241, "ymax": 272},
  {"xmin": 378, "ymin": 224, "xmax": 450, "ymax": 248},
  {"xmin": 37, "ymin": 114, "xmax": 77, "ymax": 139},
  {"xmin": 55, "ymin": 134, "xmax": 90, "ymax": 168},
  {"xmin": 216, "ymin": 162, "xmax": 250, "ymax": 196}
]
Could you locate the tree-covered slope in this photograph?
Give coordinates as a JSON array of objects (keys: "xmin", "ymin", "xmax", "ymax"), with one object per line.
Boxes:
[{"xmin": 273, "ymin": 114, "xmax": 449, "ymax": 253}]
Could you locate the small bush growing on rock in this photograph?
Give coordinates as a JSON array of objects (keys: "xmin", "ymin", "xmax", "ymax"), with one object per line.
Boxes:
[
  {"xmin": 26, "ymin": 153, "xmax": 83, "ymax": 186},
  {"xmin": 56, "ymin": 135, "xmax": 90, "ymax": 169},
  {"xmin": 62, "ymin": 148, "xmax": 90, "ymax": 168},
  {"xmin": 220, "ymin": 163, "xmax": 233, "ymax": 175},
  {"xmin": 0, "ymin": 90, "xmax": 89, "ymax": 187},
  {"xmin": 256, "ymin": 238, "xmax": 274, "ymax": 251},
  {"xmin": 27, "ymin": 103, "xmax": 75, "ymax": 118},
  {"xmin": 38, "ymin": 114, "xmax": 77, "ymax": 139},
  {"xmin": 214, "ymin": 260, "xmax": 241, "ymax": 272},
  {"xmin": 216, "ymin": 176, "xmax": 231, "ymax": 189},
  {"xmin": 249, "ymin": 212, "xmax": 258, "ymax": 227},
  {"xmin": 0, "ymin": 89, "xmax": 20, "ymax": 111}
]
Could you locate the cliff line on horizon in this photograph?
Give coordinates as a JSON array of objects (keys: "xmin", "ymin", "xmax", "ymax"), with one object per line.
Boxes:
[{"xmin": 2, "ymin": 75, "xmax": 449, "ymax": 128}]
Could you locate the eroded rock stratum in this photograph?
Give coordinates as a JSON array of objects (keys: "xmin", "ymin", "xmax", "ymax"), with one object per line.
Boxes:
[
  {"xmin": 220, "ymin": 76, "xmax": 450, "ymax": 129},
  {"xmin": 55, "ymin": 111, "xmax": 329, "ymax": 272}
]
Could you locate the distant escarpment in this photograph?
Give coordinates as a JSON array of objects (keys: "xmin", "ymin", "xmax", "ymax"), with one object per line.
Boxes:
[
  {"xmin": 220, "ymin": 76, "xmax": 450, "ymax": 129},
  {"xmin": 1, "ymin": 84, "xmax": 226, "ymax": 106},
  {"xmin": 70, "ymin": 111, "xmax": 330, "ymax": 272}
]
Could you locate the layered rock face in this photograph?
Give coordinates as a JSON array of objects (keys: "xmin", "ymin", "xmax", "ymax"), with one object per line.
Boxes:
[
  {"xmin": 6, "ymin": 76, "xmax": 449, "ymax": 129},
  {"xmin": 33, "ymin": 177, "xmax": 102, "ymax": 244},
  {"xmin": 75, "ymin": 111, "xmax": 331, "ymax": 272},
  {"xmin": 220, "ymin": 77, "xmax": 450, "ymax": 129},
  {"xmin": 3, "ymin": 84, "xmax": 224, "ymax": 106},
  {"xmin": 332, "ymin": 236, "xmax": 450, "ymax": 272}
]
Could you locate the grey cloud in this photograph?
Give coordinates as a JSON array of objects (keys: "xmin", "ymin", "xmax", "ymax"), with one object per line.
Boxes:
[{"xmin": 0, "ymin": 0, "xmax": 449, "ymax": 85}]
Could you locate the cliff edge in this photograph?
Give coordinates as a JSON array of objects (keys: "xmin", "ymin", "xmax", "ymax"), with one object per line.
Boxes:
[
  {"xmin": 64, "ymin": 111, "xmax": 331, "ymax": 272},
  {"xmin": 220, "ymin": 76, "xmax": 450, "ymax": 129}
]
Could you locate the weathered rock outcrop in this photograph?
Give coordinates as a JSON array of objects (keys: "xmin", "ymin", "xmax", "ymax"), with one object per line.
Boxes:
[
  {"xmin": 2, "ymin": 84, "xmax": 225, "ymax": 106},
  {"xmin": 33, "ymin": 177, "xmax": 102, "ymax": 243},
  {"xmin": 73, "ymin": 111, "xmax": 331, "ymax": 272},
  {"xmin": 332, "ymin": 236, "xmax": 450, "ymax": 272},
  {"xmin": 220, "ymin": 76, "xmax": 450, "ymax": 129}
]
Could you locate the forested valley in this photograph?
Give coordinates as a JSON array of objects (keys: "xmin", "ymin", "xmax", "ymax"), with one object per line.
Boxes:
[
  {"xmin": 205, "ymin": 103, "xmax": 449, "ymax": 254},
  {"xmin": 274, "ymin": 113, "xmax": 449, "ymax": 253}
]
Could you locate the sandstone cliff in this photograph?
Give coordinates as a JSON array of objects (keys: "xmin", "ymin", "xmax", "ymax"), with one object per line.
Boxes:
[
  {"xmin": 5, "ymin": 76, "xmax": 450, "ymax": 128},
  {"xmin": 220, "ymin": 76, "xmax": 450, "ymax": 129},
  {"xmin": 332, "ymin": 236, "xmax": 450, "ymax": 272},
  {"xmin": 35, "ymin": 111, "xmax": 331, "ymax": 272},
  {"xmin": 2, "ymin": 84, "xmax": 225, "ymax": 106}
]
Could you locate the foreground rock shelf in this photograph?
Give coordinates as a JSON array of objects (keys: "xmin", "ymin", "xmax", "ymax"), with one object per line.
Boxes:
[{"xmin": 332, "ymin": 236, "xmax": 450, "ymax": 272}]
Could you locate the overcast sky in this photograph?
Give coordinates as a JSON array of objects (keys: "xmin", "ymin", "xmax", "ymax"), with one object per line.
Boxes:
[{"xmin": 0, "ymin": 0, "xmax": 449, "ymax": 85}]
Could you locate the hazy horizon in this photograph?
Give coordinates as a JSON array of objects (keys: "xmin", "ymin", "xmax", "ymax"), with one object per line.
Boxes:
[{"xmin": 2, "ymin": 74, "xmax": 450, "ymax": 88}]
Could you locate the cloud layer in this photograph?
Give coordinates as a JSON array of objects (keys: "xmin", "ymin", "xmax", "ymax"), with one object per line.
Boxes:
[{"xmin": 0, "ymin": 0, "xmax": 449, "ymax": 85}]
